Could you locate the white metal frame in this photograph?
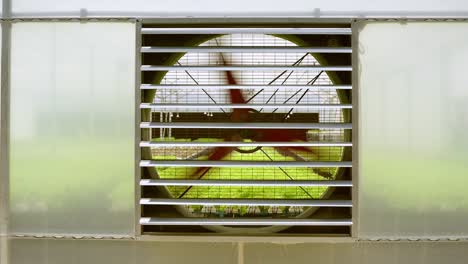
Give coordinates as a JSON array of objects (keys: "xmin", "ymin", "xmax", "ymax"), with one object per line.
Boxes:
[
  {"xmin": 140, "ymin": 160, "xmax": 352, "ymax": 167},
  {"xmin": 140, "ymin": 218, "xmax": 353, "ymax": 226},
  {"xmin": 141, "ymin": 27, "xmax": 352, "ymax": 35},
  {"xmin": 140, "ymin": 122, "xmax": 352, "ymax": 129},
  {"xmin": 351, "ymin": 20, "xmax": 360, "ymax": 239},
  {"xmin": 141, "ymin": 65, "xmax": 352, "ymax": 71},
  {"xmin": 137, "ymin": 24, "xmax": 354, "ymax": 237},
  {"xmin": 141, "ymin": 84, "xmax": 352, "ymax": 90},
  {"xmin": 141, "ymin": 46, "xmax": 352, "ymax": 53},
  {"xmin": 140, "ymin": 179, "xmax": 353, "ymax": 187},
  {"xmin": 134, "ymin": 19, "xmax": 143, "ymax": 239},
  {"xmin": 0, "ymin": 1, "xmax": 12, "ymax": 261}
]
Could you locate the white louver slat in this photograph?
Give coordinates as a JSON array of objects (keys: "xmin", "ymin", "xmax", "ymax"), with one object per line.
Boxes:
[
  {"xmin": 141, "ymin": 65, "xmax": 352, "ymax": 71},
  {"xmin": 140, "ymin": 218, "xmax": 353, "ymax": 226},
  {"xmin": 140, "ymin": 160, "xmax": 352, "ymax": 167},
  {"xmin": 141, "ymin": 28, "xmax": 352, "ymax": 35},
  {"xmin": 141, "ymin": 46, "xmax": 352, "ymax": 53},
  {"xmin": 140, "ymin": 84, "xmax": 352, "ymax": 90},
  {"xmin": 139, "ymin": 141, "xmax": 352, "ymax": 147},
  {"xmin": 140, "ymin": 122, "xmax": 352, "ymax": 129},
  {"xmin": 140, "ymin": 198, "xmax": 352, "ymax": 207},
  {"xmin": 140, "ymin": 179, "xmax": 353, "ymax": 187}
]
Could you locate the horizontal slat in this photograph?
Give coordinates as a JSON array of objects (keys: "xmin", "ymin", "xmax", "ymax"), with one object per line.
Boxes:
[
  {"xmin": 140, "ymin": 198, "xmax": 352, "ymax": 207},
  {"xmin": 140, "ymin": 160, "xmax": 352, "ymax": 167},
  {"xmin": 140, "ymin": 141, "xmax": 352, "ymax": 147},
  {"xmin": 141, "ymin": 65, "xmax": 352, "ymax": 71},
  {"xmin": 141, "ymin": 46, "xmax": 352, "ymax": 53},
  {"xmin": 140, "ymin": 84, "xmax": 352, "ymax": 90},
  {"xmin": 140, "ymin": 179, "xmax": 353, "ymax": 187},
  {"xmin": 140, "ymin": 103, "xmax": 352, "ymax": 109},
  {"xmin": 140, "ymin": 217, "xmax": 353, "ymax": 226},
  {"xmin": 140, "ymin": 122, "xmax": 352, "ymax": 129},
  {"xmin": 141, "ymin": 28, "xmax": 352, "ymax": 35}
]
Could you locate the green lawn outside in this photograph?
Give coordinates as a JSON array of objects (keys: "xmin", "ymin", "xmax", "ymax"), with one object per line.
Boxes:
[{"xmin": 152, "ymin": 138, "xmax": 344, "ymax": 216}]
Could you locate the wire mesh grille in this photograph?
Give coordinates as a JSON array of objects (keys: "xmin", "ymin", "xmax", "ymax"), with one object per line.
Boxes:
[{"xmin": 140, "ymin": 28, "xmax": 352, "ymax": 233}]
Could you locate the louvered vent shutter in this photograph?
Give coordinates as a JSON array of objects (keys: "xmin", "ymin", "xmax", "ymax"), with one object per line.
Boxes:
[{"xmin": 138, "ymin": 26, "xmax": 353, "ymax": 235}]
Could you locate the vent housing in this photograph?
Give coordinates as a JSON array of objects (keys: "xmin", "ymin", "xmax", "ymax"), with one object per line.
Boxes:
[{"xmin": 139, "ymin": 25, "xmax": 353, "ymax": 235}]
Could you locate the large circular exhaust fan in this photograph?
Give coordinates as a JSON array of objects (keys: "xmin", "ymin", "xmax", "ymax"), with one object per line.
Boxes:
[{"xmin": 140, "ymin": 30, "xmax": 352, "ymax": 234}]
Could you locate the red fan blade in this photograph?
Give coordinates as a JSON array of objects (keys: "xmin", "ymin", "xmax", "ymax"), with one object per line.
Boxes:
[
  {"xmin": 255, "ymin": 129, "xmax": 309, "ymax": 142},
  {"xmin": 225, "ymin": 69, "xmax": 246, "ymax": 104},
  {"xmin": 285, "ymin": 146, "xmax": 315, "ymax": 153},
  {"xmin": 189, "ymin": 146, "xmax": 235, "ymax": 179},
  {"xmin": 226, "ymin": 74, "xmax": 250, "ymax": 122},
  {"xmin": 220, "ymin": 54, "xmax": 252, "ymax": 122},
  {"xmin": 273, "ymin": 146, "xmax": 332, "ymax": 179},
  {"xmin": 187, "ymin": 54, "xmax": 247, "ymax": 180},
  {"xmin": 256, "ymin": 128, "xmax": 319, "ymax": 155}
]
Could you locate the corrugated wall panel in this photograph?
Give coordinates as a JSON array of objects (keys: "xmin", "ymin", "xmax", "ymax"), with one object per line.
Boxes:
[
  {"xmin": 8, "ymin": 22, "xmax": 136, "ymax": 236},
  {"xmin": 357, "ymin": 21, "xmax": 468, "ymax": 239}
]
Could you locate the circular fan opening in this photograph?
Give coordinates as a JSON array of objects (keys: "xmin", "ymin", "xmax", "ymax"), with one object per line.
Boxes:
[{"xmin": 148, "ymin": 33, "xmax": 347, "ymax": 233}]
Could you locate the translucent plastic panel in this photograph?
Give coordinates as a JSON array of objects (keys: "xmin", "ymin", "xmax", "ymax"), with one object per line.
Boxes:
[
  {"xmin": 10, "ymin": 0, "xmax": 468, "ymax": 17},
  {"xmin": 9, "ymin": 22, "xmax": 136, "ymax": 235},
  {"xmin": 357, "ymin": 22, "xmax": 468, "ymax": 238}
]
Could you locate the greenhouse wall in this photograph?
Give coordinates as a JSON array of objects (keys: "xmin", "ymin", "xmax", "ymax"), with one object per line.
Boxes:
[{"xmin": 1, "ymin": 1, "xmax": 468, "ymax": 263}]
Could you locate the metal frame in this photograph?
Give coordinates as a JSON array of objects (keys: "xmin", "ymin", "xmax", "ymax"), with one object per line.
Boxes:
[
  {"xmin": 140, "ymin": 141, "xmax": 352, "ymax": 147},
  {"xmin": 137, "ymin": 23, "xmax": 354, "ymax": 236},
  {"xmin": 141, "ymin": 65, "xmax": 352, "ymax": 71},
  {"xmin": 140, "ymin": 218, "xmax": 353, "ymax": 226},
  {"xmin": 141, "ymin": 27, "xmax": 352, "ymax": 35},
  {"xmin": 140, "ymin": 160, "xmax": 352, "ymax": 167},
  {"xmin": 0, "ymin": 0, "xmax": 12, "ymax": 261},
  {"xmin": 138, "ymin": 17, "xmax": 354, "ymax": 25},
  {"xmin": 140, "ymin": 179, "xmax": 353, "ymax": 187},
  {"xmin": 140, "ymin": 198, "xmax": 352, "ymax": 207},
  {"xmin": 140, "ymin": 103, "xmax": 353, "ymax": 109},
  {"xmin": 351, "ymin": 20, "xmax": 359, "ymax": 239},
  {"xmin": 134, "ymin": 20, "xmax": 143, "ymax": 237},
  {"xmin": 140, "ymin": 84, "xmax": 352, "ymax": 90},
  {"xmin": 137, "ymin": 234, "xmax": 354, "ymax": 243},
  {"xmin": 141, "ymin": 46, "xmax": 352, "ymax": 53},
  {"xmin": 140, "ymin": 122, "xmax": 352, "ymax": 129}
]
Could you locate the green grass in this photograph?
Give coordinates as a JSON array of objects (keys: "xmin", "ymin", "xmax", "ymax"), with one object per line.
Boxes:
[
  {"xmin": 9, "ymin": 140, "xmax": 135, "ymax": 232},
  {"xmin": 152, "ymin": 139, "xmax": 343, "ymax": 208}
]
